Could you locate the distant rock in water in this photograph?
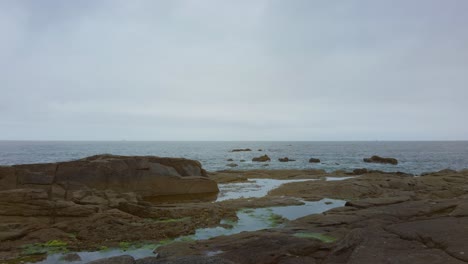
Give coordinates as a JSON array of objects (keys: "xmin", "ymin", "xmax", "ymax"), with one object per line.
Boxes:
[
  {"xmin": 230, "ymin": 148, "xmax": 252, "ymax": 152},
  {"xmin": 252, "ymin": 155, "xmax": 271, "ymax": 162},
  {"xmin": 226, "ymin": 163, "xmax": 238, "ymax": 168},
  {"xmin": 0, "ymin": 154, "xmax": 219, "ymax": 198},
  {"xmin": 279, "ymin": 157, "xmax": 295, "ymax": 162},
  {"xmin": 364, "ymin": 155, "xmax": 398, "ymax": 165},
  {"xmin": 309, "ymin": 158, "xmax": 321, "ymax": 163},
  {"xmin": 227, "ymin": 158, "xmax": 234, "ymax": 161},
  {"xmin": 240, "ymin": 159, "xmax": 246, "ymax": 162},
  {"xmin": 258, "ymin": 149, "xmax": 263, "ymax": 151}
]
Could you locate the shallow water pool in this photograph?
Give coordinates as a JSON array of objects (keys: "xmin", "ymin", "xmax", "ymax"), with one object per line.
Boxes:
[{"xmin": 216, "ymin": 178, "xmax": 316, "ymax": 201}]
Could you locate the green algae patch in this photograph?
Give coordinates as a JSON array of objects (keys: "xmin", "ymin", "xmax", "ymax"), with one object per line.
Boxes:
[
  {"xmin": 99, "ymin": 245, "xmax": 110, "ymax": 252},
  {"xmin": 118, "ymin": 241, "xmax": 131, "ymax": 251},
  {"xmin": 267, "ymin": 213, "xmax": 286, "ymax": 227},
  {"xmin": 293, "ymin": 232, "xmax": 337, "ymax": 243},
  {"xmin": 21, "ymin": 240, "xmax": 68, "ymax": 255},
  {"xmin": 45, "ymin": 240, "xmax": 67, "ymax": 247}
]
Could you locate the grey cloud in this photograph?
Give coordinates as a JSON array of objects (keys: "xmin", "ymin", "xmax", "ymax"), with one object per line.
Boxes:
[{"xmin": 0, "ymin": 0, "xmax": 467, "ymax": 140}]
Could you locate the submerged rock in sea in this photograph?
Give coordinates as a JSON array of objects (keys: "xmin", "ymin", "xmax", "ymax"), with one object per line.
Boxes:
[
  {"xmin": 363, "ymin": 155, "xmax": 398, "ymax": 165},
  {"xmin": 278, "ymin": 157, "xmax": 295, "ymax": 162},
  {"xmin": 0, "ymin": 154, "xmax": 219, "ymax": 198},
  {"xmin": 309, "ymin": 158, "xmax": 321, "ymax": 163},
  {"xmin": 252, "ymin": 155, "xmax": 271, "ymax": 162},
  {"xmin": 226, "ymin": 163, "xmax": 238, "ymax": 168}
]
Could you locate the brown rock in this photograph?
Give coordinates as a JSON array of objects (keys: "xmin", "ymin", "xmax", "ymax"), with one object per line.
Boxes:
[
  {"xmin": 309, "ymin": 158, "xmax": 320, "ymax": 163},
  {"xmin": 230, "ymin": 149, "xmax": 252, "ymax": 152},
  {"xmin": 352, "ymin": 168, "xmax": 368, "ymax": 175},
  {"xmin": 252, "ymin": 155, "xmax": 271, "ymax": 162},
  {"xmin": 1, "ymin": 155, "xmax": 218, "ymax": 198},
  {"xmin": 363, "ymin": 155, "xmax": 398, "ymax": 165},
  {"xmin": 279, "ymin": 157, "xmax": 296, "ymax": 162},
  {"xmin": 0, "ymin": 166, "xmax": 17, "ymax": 190}
]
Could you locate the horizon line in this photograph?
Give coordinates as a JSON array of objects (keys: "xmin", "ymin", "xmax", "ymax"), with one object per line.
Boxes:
[{"xmin": 1, "ymin": 139, "xmax": 468, "ymax": 142}]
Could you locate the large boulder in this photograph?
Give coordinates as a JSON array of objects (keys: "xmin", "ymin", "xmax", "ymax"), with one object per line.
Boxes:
[
  {"xmin": 363, "ymin": 155, "xmax": 398, "ymax": 165},
  {"xmin": 0, "ymin": 155, "xmax": 218, "ymax": 198}
]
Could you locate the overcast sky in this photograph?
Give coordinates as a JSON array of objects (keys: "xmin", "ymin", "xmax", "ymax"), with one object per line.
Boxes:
[{"xmin": 1, "ymin": 0, "xmax": 467, "ymax": 141}]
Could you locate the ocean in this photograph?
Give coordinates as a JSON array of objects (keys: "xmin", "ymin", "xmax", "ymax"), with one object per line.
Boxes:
[{"xmin": 0, "ymin": 141, "xmax": 467, "ymax": 175}]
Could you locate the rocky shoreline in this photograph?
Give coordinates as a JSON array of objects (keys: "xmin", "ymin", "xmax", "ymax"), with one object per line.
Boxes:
[{"xmin": 1, "ymin": 155, "xmax": 467, "ymax": 264}]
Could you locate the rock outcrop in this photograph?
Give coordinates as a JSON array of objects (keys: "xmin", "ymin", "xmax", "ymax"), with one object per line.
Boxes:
[
  {"xmin": 309, "ymin": 158, "xmax": 321, "ymax": 163},
  {"xmin": 0, "ymin": 155, "xmax": 229, "ymax": 263},
  {"xmin": 230, "ymin": 149, "xmax": 251, "ymax": 152},
  {"xmin": 363, "ymin": 155, "xmax": 398, "ymax": 165},
  {"xmin": 278, "ymin": 157, "xmax": 295, "ymax": 162},
  {"xmin": 0, "ymin": 154, "xmax": 218, "ymax": 198},
  {"xmin": 252, "ymin": 155, "xmax": 271, "ymax": 162}
]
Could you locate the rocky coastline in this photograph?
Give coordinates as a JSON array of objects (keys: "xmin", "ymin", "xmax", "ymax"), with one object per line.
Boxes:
[{"xmin": 1, "ymin": 155, "xmax": 467, "ymax": 264}]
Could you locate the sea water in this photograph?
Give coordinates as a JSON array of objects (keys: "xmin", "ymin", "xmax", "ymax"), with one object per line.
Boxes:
[{"xmin": 1, "ymin": 141, "xmax": 467, "ymax": 174}]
